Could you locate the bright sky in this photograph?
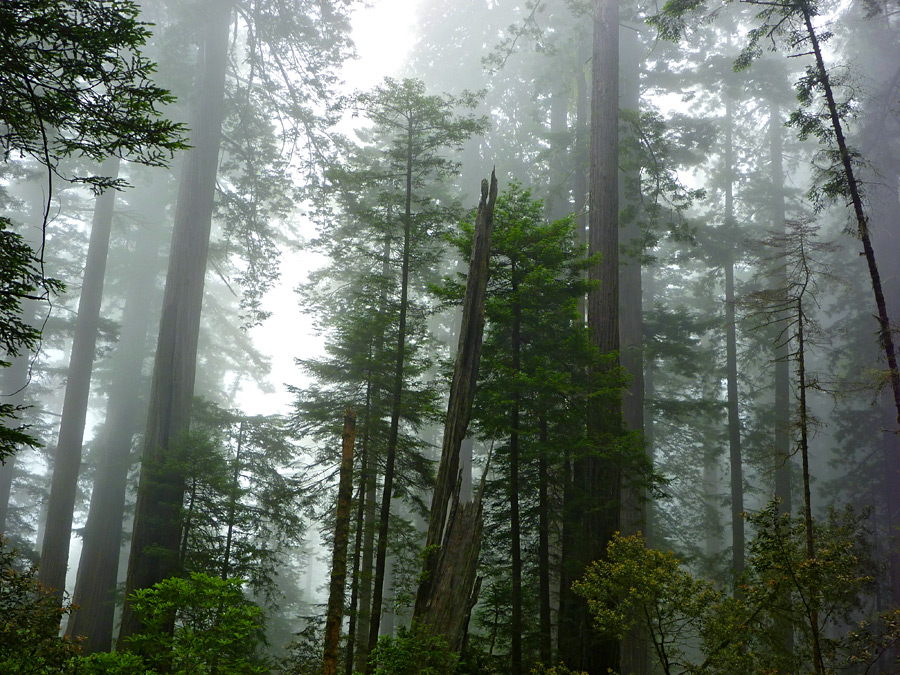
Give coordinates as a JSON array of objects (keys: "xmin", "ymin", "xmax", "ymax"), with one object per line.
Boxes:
[{"xmin": 240, "ymin": 0, "xmax": 418, "ymax": 418}]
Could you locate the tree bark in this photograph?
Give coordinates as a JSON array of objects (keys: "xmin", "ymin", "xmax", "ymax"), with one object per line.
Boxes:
[
  {"xmin": 66, "ymin": 212, "xmax": 163, "ymax": 652},
  {"xmin": 323, "ymin": 411, "xmax": 357, "ymax": 675},
  {"xmin": 558, "ymin": 0, "xmax": 622, "ymax": 670},
  {"xmin": 40, "ymin": 157, "xmax": 120, "ymax": 601},
  {"xmin": 118, "ymin": 1, "xmax": 232, "ymax": 642}
]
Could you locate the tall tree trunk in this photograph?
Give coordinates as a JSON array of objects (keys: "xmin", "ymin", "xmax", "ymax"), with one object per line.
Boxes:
[
  {"xmin": 118, "ymin": 2, "xmax": 232, "ymax": 642},
  {"xmin": 723, "ymin": 95, "xmax": 745, "ymax": 582},
  {"xmin": 574, "ymin": 36, "xmax": 590, "ymax": 323},
  {"xmin": 367, "ymin": 123, "xmax": 416, "ymax": 656},
  {"xmin": 767, "ymin": 95, "xmax": 796, "ymax": 658},
  {"xmin": 643, "ymin": 267, "xmax": 657, "ymax": 544},
  {"xmin": 40, "ymin": 158, "xmax": 120, "ymax": 600},
  {"xmin": 559, "ymin": 0, "xmax": 621, "ymax": 671},
  {"xmin": 66, "ymin": 212, "xmax": 163, "ymax": 652},
  {"xmin": 345, "ymin": 384, "xmax": 372, "ymax": 675},
  {"xmin": 354, "ymin": 239, "xmax": 392, "ymax": 672},
  {"xmin": 547, "ymin": 84, "xmax": 569, "ymax": 221},
  {"xmin": 323, "ymin": 411, "xmax": 357, "ymax": 675},
  {"xmin": 510, "ymin": 262, "xmax": 523, "ymax": 675},
  {"xmin": 769, "ymin": 99, "xmax": 792, "ymax": 517},
  {"xmin": 618, "ymin": 27, "xmax": 647, "ymax": 674},
  {"xmin": 354, "ymin": 431, "xmax": 379, "ymax": 670},
  {"xmin": 0, "ymin": 354, "xmax": 29, "ymax": 534},
  {"xmin": 221, "ymin": 421, "xmax": 243, "ymax": 580},
  {"xmin": 796, "ymin": 299, "xmax": 825, "ymax": 675},
  {"xmin": 618, "ymin": 25, "xmax": 644, "ymax": 534},
  {"xmin": 537, "ymin": 416, "xmax": 552, "ymax": 665}
]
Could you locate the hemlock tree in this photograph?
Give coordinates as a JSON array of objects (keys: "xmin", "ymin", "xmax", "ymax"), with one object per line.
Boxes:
[
  {"xmin": 172, "ymin": 400, "xmax": 305, "ymax": 602},
  {"xmin": 439, "ymin": 182, "xmax": 596, "ymax": 672},
  {"xmin": 291, "ymin": 141, "xmax": 442, "ymax": 670},
  {"xmin": 341, "ymin": 78, "xmax": 487, "ymax": 661}
]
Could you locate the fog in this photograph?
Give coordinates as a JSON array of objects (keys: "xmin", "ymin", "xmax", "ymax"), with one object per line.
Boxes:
[{"xmin": 1, "ymin": 0, "xmax": 899, "ymax": 673}]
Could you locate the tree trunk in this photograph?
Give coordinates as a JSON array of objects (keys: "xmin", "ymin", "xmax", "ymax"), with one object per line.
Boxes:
[
  {"xmin": 618, "ymin": 27, "xmax": 648, "ymax": 674},
  {"xmin": 118, "ymin": 1, "xmax": 232, "ymax": 642},
  {"xmin": 40, "ymin": 158, "xmax": 120, "ymax": 601},
  {"xmin": 221, "ymin": 421, "xmax": 243, "ymax": 580},
  {"xmin": 355, "ymin": 240, "xmax": 392, "ymax": 672},
  {"xmin": 367, "ymin": 123, "xmax": 417, "ymax": 656},
  {"xmin": 723, "ymin": 95, "xmax": 744, "ymax": 583},
  {"xmin": 354, "ymin": 441, "xmax": 378, "ymax": 670},
  {"xmin": 574, "ymin": 36, "xmax": 590, "ymax": 323},
  {"xmin": 509, "ymin": 261, "xmax": 523, "ymax": 675},
  {"xmin": 323, "ymin": 411, "xmax": 357, "ymax": 675},
  {"xmin": 559, "ymin": 0, "xmax": 622, "ymax": 670},
  {"xmin": 66, "ymin": 213, "xmax": 163, "ymax": 652},
  {"xmin": 799, "ymin": 1, "xmax": 900, "ymax": 432},
  {"xmin": 0, "ymin": 354, "xmax": 29, "ymax": 533},
  {"xmin": 414, "ymin": 173, "xmax": 497, "ymax": 649},
  {"xmin": 537, "ymin": 416, "xmax": 552, "ymax": 665},
  {"xmin": 345, "ymin": 385, "xmax": 372, "ymax": 675},
  {"xmin": 765, "ymin": 94, "xmax": 796, "ymax": 657},
  {"xmin": 796, "ymin": 299, "xmax": 825, "ymax": 675},
  {"xmin": 769, "ymin": 99, "xmax": 792, "ymax": 517}
]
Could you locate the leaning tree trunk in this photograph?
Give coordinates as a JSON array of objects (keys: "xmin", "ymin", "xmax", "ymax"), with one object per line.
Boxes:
[
  {"xmin": 118, "ymin": 1, "xmax": 232, "ymax": 642},
  {"xmin": 39, "ymin": 158, "xmax": 120, "ymax": 602},
  {"xmin": 414, "ymin": 173, "xmax": 497, "ymax": 649},
  {"xmin": 66, "ymin": 209, "xmax": 164, "ymax": 652},
  {"xmin": 798, "ymin": 0, "xmax": 900, "ymax": 430}
]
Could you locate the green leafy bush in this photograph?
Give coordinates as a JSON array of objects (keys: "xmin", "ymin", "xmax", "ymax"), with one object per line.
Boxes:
[
  {"xmin": 0, "ymin": 539, "xmax": 80, "ymax": 673},
  {"xmin": 368, "ymin": 625, "xmax": 457, "ymax": 675},
  {"xmin": 124, "ymin": 572, "xmax": 268, "ymax": 674}
]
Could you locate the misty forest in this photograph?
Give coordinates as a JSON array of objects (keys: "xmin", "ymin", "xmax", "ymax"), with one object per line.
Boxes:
[{"xmin": 3, "ymin": 0, "xmax": 900, "ymax": 673}]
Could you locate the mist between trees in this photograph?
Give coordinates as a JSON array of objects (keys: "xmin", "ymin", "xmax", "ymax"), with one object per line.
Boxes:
[{"xmin": 2, "ymin": 0, "xmax": 900, "ymax": 674}]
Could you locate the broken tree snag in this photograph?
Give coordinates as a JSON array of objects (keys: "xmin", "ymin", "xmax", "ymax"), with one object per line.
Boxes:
[
  {"xmin": 413, "ymin": 171, "xmax": 498, "ymax": 636},
  {"xmin": 323, "ymin": 410, "xmax": 357, "ymax": 675},
  {"xmin": 418, "ymin": 447, "xmax": 493, "ymax": 653}
]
